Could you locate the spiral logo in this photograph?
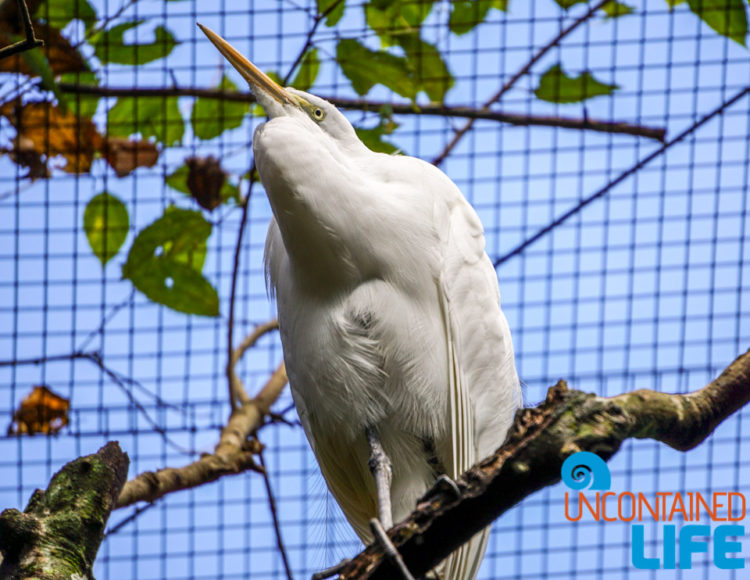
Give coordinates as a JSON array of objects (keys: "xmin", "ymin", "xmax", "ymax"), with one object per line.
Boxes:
[{"xmin": 561, "ymin": 451, "xmax": 611, "ymax": 491}]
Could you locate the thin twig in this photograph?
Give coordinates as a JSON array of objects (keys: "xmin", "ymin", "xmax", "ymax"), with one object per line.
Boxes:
[
  {"xmin": 71, "ymin": 0, "xmax": 138, "ymax": 50},
  {"xmin": 116, "ymin": 361, "xmax": 288, "ymax": 509},
  {"xmin": 0, "ymin": 349, "xmax": 183, "ymax": 411},
  {"xmin": 0, "ymin": 351, "xmax": 95, "ymax": 367},
  {"xmin": 431, "ymin": 0, "xmax": 611, "ymax": 166},
  {"xmin": 282, "ymin": 0, "xmax": 343, "ymax": 85},
  {"xmin": 259, "ymin": 450, "xmax": 295, "ymax": 580},
  {"xmin": 229, "ymin": 319, "xmax": 279, "ymax": 369},
  {"xmin": 493, "ymin": 86, "xmax": 750, "ymax": 268},
  {"xmin": 0, "ymin": 0, "xmax": 44, "ymax": 61},
  {"xmin": 1, "ymin": 349, "xmax": 191, "ymax": 452},
  {"xmin": 86, "ymin": 352, "xmax": 195, "ymax": 455},
  {"xmin": 76, "ymin": 290, "xmax": 136, "ymax": 352},
  {"xmin": 105, "ymin": 502, "xmax": 157, "ymax": 536},
  {"xmin": 55, "ymin": 83, "xmax": 665, "ymax": 141},
  {"xmin": 227, "ymin": 318, "xmax": 280, "ymax": 409},
  {"xmin": 226, "ymin": 172, "xmax": 256, "ymax": 409}
]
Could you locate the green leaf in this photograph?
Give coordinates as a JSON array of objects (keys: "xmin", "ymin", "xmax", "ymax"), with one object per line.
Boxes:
[
  {"xmin": 449, "ymin": 0, "xmax": 508, "ymax": 35},
  {"xmin": 396, "ymin": 34, "xmax": 454, "ymax": 102},
  {"xmin": 266, "ymin": 70, "xmax": 284, "ymax": 85},
  {"xmin": 601, "ymin": 1, "xmax": 634, "ymax": 18},
  {"xmin": 534, "ymin": 64, "xmax": 619, "ymax": 104},
  {"xmin": 190, "ymin": 75, "xmax": 250, "ymax": 141},
  {"xmin": 165, "ymin": 165, "xmax": 191, "ymax": 194},
  {"xmin": 355, "ymin": 127, "xmax": 400, "ymax": 154},
  {"xmin": 91, "ymin": 20, "xmax": 178, "ymax": 65},
  {"xmin": 687, "ymin": 0, "xmax": 747, "ymax": 46},
  {"xmin": 59, "ymin": 71, "xmax": 100, "ymax": 119},
  {"xmin": 108, "ymin": 96, "xmax": 184, "ymax": 147},
  {"xmin": 365, "ymin": 0, "xmax": 436, "ymax": 45},
  {"xmin": 166, "ymin": 164, "xmax": 240, "ymax": 205},
  {"xmin": 84, "ymin": 192, "xmax": 129, "ymax": 266},
  {"xmin": 665, "ymin": 0, "xmax": 686, "ymax": 7},
  {"xmin": 337, "ymin": 38, "xmax": 418, "ymax": 100},
  {"xmin": 34, "ymin": 0, "xmax": 97, "ymax": 31},
  {"xmin": 290, "ymin": 48, "xmax": 320, "ymax": 92},
  {"xmin": 554, "ymin": 0, "xmax": 586, "ymax": 8},
  {"xmin": 317, "ymin": 0, "xmax": 346, "ymax": 26},
  {"xmin": 355, "ymin": 107, "xmax": 402, "ymax": 154},
  {"xmin": 122, "ymin": 207, "xmax": 219, "ymax": 317}
]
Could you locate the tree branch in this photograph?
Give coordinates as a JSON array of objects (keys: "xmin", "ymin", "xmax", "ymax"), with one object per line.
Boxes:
[
  {"xmin": 2, "ymin": 349, "xmax": 192, "ymax": 454},
  {"xmin": 227, "ymin": 318, "xmax": 280, "ymax": 404},
  {"xmin": 431, "ymin": 0, "xmax": 611, "ymax": 166},
  {"xmin": 54, "ymin": 83, "xmax": 665, "ymax": 142},
  {"xmin": 225, "ymin": 173, "xmax": 257, "ymax": 409},
  {"xmin": 116, "ymin": 360, "xmax": 287, "ymax": 509},
  {"xmin": 259, "ymin": 449, "xmax": 295, "ymax": 580},
  {"xmin": 281, "ymin": 0, "xmax": 344, "ymax": 86},
  {"xmin": 0, "ymin": 0, "xmax": 44, "ymax": 61},
  {"xmin": 0, "ymin": 442, "xmax": 128, "ymax": 579},
  {"xmin": 337, "ymin": 348, "xmax": 750, "ymax": 579},
  {"xmin": 493, "ymin": 85, "xmax": 750, "ymax": 268}
]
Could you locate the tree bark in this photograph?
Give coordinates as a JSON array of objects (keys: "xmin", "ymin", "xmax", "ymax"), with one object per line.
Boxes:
[
  {"xmin": 0, "ymin": 442, "xmax": 129, "ymax": 579},
  {"xmin": 339, "ymin": 348, "xmax": 750, "ymax": 579}
]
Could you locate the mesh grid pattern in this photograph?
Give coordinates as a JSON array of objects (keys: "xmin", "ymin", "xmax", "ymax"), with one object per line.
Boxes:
[{"xmin": 1, "ymin": 0, "xmax": 749, "ymax": 578}]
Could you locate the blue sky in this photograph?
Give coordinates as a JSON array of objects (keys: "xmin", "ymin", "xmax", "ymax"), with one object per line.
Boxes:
[{"xmin": 1, "ymin": 0, "xmax": 749, "ymax": 578}]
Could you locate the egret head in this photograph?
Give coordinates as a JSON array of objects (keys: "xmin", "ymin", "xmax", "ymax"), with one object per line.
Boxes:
[{"xmin": 198, "ymin": 23, "xmax": 357, "ymax": 143}]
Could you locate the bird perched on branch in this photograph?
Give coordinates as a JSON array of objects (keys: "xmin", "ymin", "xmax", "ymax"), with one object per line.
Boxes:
[{"xmin": 200, "ymin": 24, "xmax": 521, "ymax": 579}]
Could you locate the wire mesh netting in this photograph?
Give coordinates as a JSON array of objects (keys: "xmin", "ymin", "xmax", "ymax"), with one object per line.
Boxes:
[{"xmin": 1, "ymin": 0, "xmax": 749, "ymax": 578}]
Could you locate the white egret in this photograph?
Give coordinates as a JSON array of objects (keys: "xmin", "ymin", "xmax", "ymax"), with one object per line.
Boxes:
[{"xmin": 199, "ymin": 24, "xmax": 522, "ymax": 579}]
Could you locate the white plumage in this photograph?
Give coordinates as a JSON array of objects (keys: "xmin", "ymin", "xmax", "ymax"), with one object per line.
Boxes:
[{"xmin": 200, "ymin": 25, "xmax": 522, "ymax": 579}]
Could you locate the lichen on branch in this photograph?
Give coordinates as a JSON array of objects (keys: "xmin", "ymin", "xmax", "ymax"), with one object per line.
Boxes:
[{"xmin": 0, "ymin": 441, "xmax": 128, "ymax": 580}]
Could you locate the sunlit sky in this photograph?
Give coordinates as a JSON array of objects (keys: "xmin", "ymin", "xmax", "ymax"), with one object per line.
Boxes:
[{"xmin": 1, "ymin": 0, "xmax": 749, "ymax": 578}]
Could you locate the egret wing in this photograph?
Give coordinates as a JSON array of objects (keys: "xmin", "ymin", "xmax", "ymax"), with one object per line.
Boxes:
[{"xmin": 433, "ymin": 173, "xmax": 521, "ymax": 579}]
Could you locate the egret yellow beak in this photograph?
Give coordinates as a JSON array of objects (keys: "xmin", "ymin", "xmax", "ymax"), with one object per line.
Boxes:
[{"xmin": 197, "ymin": 23, "xmax": 292, "ymax": 107}]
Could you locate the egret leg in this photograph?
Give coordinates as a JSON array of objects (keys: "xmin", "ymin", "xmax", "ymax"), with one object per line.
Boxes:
[
  {"xmin": 369, "ymin": 518, "xmax": 415, "ymax": 580},
  {"xmin": 365, "ymin": 426, "xmax": 393, "ymax": 529}
]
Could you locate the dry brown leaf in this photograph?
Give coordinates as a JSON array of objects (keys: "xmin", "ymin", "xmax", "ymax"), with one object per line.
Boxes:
[
  {"xmin": 186, "ymin": 156, "xmax": 227, "ymax": 211},
  {"xmin": 0, "ymin": 0, "xmax": 44, "ymax": 28},
  {"xmin": 1, "ymin": 100, "xmax": 100, "ymax": 173},
  {"xmin": 102, "ymin": 136, "xmax": 160, "ymax": 177},
  {"xmin": 0, "ymin": 23, "xmax": 87, "ymax": 77},
  {"xmin": 0, "ymin": 135, "xmax": 50, "ymax": 180},
  {"xmin": 7, "ymin": 385, "xmax": 70, "ymax": 436}
]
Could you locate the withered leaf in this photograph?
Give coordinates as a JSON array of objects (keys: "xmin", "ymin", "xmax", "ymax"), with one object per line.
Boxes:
[
  {"xmin": 102, "ymin": 137, "xmax": 160, "ymax": 177},
  {"xmin": 0, "ymin": 23, "xmax": 87, "ymax": 77},
  {"xmin": 0, "ymin": 0, "xmax": 44, "ymax": 28},
  {"xmin": 7, "ymin": 385, "xmax": 70, "ymax": 436},
  {"xmin": 0, "ymin": 135, "xmax": 50, "ymax": 180},
  {"xmin": 0, "ymin": 100, "xmax": 99, "ymax": 173},
  {"xmin": 185, "ymin": 156, "xmax": 228, "ymax": 211}
]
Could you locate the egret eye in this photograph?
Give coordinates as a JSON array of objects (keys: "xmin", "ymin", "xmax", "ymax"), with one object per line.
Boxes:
[{"xmin": 312, "ymin": 108, "xmax": 325, "ymax": 121}]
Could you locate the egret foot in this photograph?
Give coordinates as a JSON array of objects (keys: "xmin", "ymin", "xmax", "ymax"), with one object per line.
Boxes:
[
  {"xmin": 369, "ymin": 518, "xmax": 415, "ymax": 580},
  {"xmin": 418, "ymin": 473, "xmax": 461, "ymax": 504},
  {"xmin": 311, "ymin": 559, "xmax": 351, "ymax": 580},
  {"xmin": 366, "ymin": 426, "xmax": 393, "ymax": 529}
]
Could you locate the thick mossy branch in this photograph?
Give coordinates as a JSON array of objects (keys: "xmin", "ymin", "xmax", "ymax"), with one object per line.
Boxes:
[
  {"xmin": 338, "ymin": 348, "xmax": 750, "ymax": 579},
  {"xmin": 0, "ymin": 442, "xmax": 128, "ymax": 580}
]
